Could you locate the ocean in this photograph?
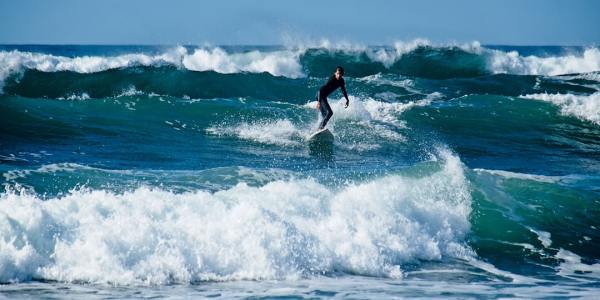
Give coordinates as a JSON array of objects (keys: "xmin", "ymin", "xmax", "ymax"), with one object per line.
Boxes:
[{"xmin": 1, "ymin": 41, "xmax": 599, "ymax": 298}]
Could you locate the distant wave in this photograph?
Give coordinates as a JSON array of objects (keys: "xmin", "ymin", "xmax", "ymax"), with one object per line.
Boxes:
[
  {"xmin": 521, "ymin": 92, "xmax": 600, "ymax": 125},
  {"xmin": 182, "ymin": 47, "xmax": 304, "ymax": 78},
  {"xmin": 0, "ymin": 46, "xmax": 304, "ymax": 92},
  {"xmin": 2, "ymin": 41, "xmax": 600, "ymax": 93},
  {"xmin": 489, "ymin": 48, "xmax": 600, "ymax": 76}
]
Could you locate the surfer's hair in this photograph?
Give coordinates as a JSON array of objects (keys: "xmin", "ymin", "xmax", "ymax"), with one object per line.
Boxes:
[{"xmin": 336, "ymin": 66, "xmax": 344, "ymax": 76}]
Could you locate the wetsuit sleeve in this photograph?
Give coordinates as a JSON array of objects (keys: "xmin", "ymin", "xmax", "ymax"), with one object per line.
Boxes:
[{"xmin": 341, "ymin": 79, "xmax": 349, "ymax": 100}]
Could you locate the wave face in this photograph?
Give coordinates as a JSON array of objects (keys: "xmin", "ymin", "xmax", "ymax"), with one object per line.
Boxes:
[{"xmin": 1, "ymin": 43, "xmax": 600, "ymax": 296}]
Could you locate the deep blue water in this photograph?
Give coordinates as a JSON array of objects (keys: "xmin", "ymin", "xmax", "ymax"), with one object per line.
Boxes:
[{"xmin": 1, "ymin": 43, "xmax": 599, "ymax": 298}]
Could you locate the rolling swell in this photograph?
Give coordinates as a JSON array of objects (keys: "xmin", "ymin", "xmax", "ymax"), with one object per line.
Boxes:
[
  {"xmin": 403, "ymin": 94, "xmax": 600, "ymax": 175},
  {"xmin": 469, "ymin": 168, "xmax": 600, "ymax": 276},
  {"xmin": 301, "ymin": 46, "xmax": 487, "ymax": 79},
  {"xmin": 4, "ymin": 68, "xmax": 598, "ymax": 101},
  {"xmin": 3, "ymin": 67, "xmax": 312, "ymax": 100},
  {"xmin": 3, "ymin": 44, "xmax": 600, "ymax": 99},
  {"xmin": 390, "ymin": 46, "xmax": 486, "ymax": 79}
]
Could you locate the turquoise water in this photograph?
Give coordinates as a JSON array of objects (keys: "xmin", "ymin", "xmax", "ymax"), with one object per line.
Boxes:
[{"xmin": 1, "ymin": 43, "xmax": 599, "ymax": 298}]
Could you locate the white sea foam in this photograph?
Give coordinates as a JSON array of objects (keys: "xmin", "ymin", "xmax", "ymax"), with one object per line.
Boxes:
[
  {"xmin": 357, "ymin": 73, "xmax": 416, "ymax": 92},
  {"xmin": 556, "ymin": 249, "xmax": 600, "ymax": 281},
  {"xmin": 0, "ymin": 152, "xmax": 472, "ymax": 284},
  {"xmin": 57, "ymin": 93, "xmax": 91, "ymax": 101},
  {"xmin": 2, "ymin": 163, "xmax": 92, "ymax": 182},
  {"xmin": 366, "ymin": 40, "xmax": 485, "ymax": 68},
  {"xmin": 281, "ymin": 37, "xmax": 368, "ymax": 53},
  {"xmin": 578, "ymin": 72, "xmax": 600, "ymax": 82},
  {"xmin": 488, "ymin": 48, "xmax": 600, "ymax": 76},
  {"xmin": 473, "ymin": 168, "xmax": 561, "ymax": 184},
  {"xmin": 116, "ymin": 86, "xmax": 144, "ymax": 97},
  {"xmin": 366, "ymin": 39, "xmax": 432, "ymax": 67},
  {"xmin": 182, "ymin": 48, "xmax": 304, "ymax": 78},
  {"xmin": 207, "ymin": 93, "xmax": 436, "ymax": 148},
  {"xmin": 520, "ymin": 92, "xmax": 600, "ymax": 125},
  {"xmin": 527, "ymin": 228, "xmax": 552, "ymax": 248},
  {"xmin": 206, "ymin": 119, "xmax": 304, "ymax": 146},
  {"xmin": 561, "ymin": 72, "xmax": 600, "ymax": 83},
  {"xmin": 304, "ymin": 93, "xmax": 439, "ymax": 150},
  {"xmin": 332, "ymin": 93, "xmax": 440, "ymax": 127}
]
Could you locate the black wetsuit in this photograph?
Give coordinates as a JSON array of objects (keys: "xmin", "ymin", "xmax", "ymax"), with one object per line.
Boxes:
[{"xmin": 317, "ymin": 76, "xmax": 348, "ymax": 129}]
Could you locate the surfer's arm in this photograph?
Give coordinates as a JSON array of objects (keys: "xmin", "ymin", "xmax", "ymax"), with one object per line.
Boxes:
[{"xmin": 341, "ymin": 83, "xmax": 349, "ymax": 108}]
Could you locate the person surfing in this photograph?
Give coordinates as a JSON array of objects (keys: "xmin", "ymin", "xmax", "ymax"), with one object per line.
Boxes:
[{"xmin": 316, "ymin": 66, "xmax": 350, "ymax": 130}]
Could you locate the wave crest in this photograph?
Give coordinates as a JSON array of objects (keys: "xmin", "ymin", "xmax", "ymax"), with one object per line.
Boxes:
[
  {"xmin": 521, "ymin": 92, "xmax": 600, "ymax": 125},
  {"xmin": 0, "ymin": 46, "xmax": 304, "ymax": 92},
  {"xmin": 489, "ymin": 48, "xmax": 600, "ymax": 76},
  {"xmin": 0, "ymin": 153, "xmax": 472, "ymax": 284},
  {"xmin": 182, "ymin": 48, "xmax": 304, "ymax": 78},
  {"xmin": 2, "ymin": 43, "xmax": 600, "ymax": 94}
]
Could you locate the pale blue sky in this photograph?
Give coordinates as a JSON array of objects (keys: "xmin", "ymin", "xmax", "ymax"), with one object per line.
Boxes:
[{"xmin": 1, "ymin": 0, "xmax": 598, "ymax": 45}]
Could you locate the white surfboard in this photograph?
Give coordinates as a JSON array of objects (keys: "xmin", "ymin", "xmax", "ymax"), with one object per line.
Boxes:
[{"xmin": 307, "ymin": 128, "xmax": 334, "ymax": 143}]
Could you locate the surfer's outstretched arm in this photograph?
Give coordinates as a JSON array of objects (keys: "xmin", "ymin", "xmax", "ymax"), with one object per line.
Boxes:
[{"xmin": 341, "ymin": 81, "xmax": 349, "ymax": 108}]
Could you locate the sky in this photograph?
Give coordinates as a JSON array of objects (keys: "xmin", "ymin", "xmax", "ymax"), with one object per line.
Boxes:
[{"xmin": 1, "ymin": 0, "xmax": 599, "ymax": 45}]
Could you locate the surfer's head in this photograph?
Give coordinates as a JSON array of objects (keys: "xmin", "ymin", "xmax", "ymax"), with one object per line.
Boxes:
[{"xmin": 335, "ymin": 66, "xmax": 344, "ymax": 79}]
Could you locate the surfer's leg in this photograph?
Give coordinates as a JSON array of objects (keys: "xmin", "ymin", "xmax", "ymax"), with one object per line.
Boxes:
[
  {"xmin": 317, "ymin": 91, "xmax": 327, "ymax": 118},
  {"xmin": 318, "ymin": 96, "xmax": 333, "ymax": 129}
]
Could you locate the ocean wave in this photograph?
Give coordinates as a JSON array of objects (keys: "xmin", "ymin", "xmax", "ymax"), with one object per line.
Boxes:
[
  {"xmin": 297, "ymin": 40, "xmax": 600, "ymax": 79},
  {"xmin": 357, "ymin": 73, "xmax": 415, "ymax": 89},
  {"xmin": 489, "ymin": 48, "xmax": 600, "ymax": 76},
  {"xmin": 0, "ymin": 47, "xmax": 185, "ymax": 91},
  {"xmin": 206, "ymin": 119, "xmax": 306, "ymax": 147},
  {"xmin": 563, "ymin": 72, "xmax": 600, "ymax": 82},
  {"xmin": 0, "ymin": 152, "xmax": 472, "ymax": 284},
  {"xmin": 473, "ymin": 168, "xmax": 562, "ymax": 183},
  {"xmin": 205, "ymin": 94, "xmax": 435, "ymax": 149},
  {"xmin": 306, "ymin": 94, "xmax": 438, "ymax": 127},
  {"xmin": 309, "ymin": 39, "xmax": 434, "ymax": 68},
  {"xmin": 473, "ymin": 168, "xmax": 600, "ymax": 194},
  {"xmin": 182, "ymin": 48, "xmax": 303, "ymax": 78},
  {"xmin": 2, "ymin": 163, "xmax": 95, "ymax": 182},
  {"xmin": 556, "ymin": 249, "xmax": 600, "ymax": 281},
  {"xmin": 356, "ymin": 73, "xmax": 422, "ymax": 96},
  {"xmin": 3, "ymin": 43, "xmax": 600, "ymax": 93},
  {"xmin": 521, "ymin": 92, "xmax": 600, "ymax": 125},
  {"xmin": 317, "ymin": 94, "xmax": 427, "ymax": 150},
  {"xmin": 2, "ymin": 163, "xmax": 299, "ymax": 197},
  {"xmin": 290, "ymin": 38, "xmax": 478, "ymax": 68},
  {"xmin": 0, "ymin": 46, "xmax": 304, "ymax": 93}
]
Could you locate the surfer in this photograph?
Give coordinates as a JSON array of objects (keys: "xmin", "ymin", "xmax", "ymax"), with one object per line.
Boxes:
[{"xmin": 316, "ymin": 66, "xmax": 349, "ymax": 129}]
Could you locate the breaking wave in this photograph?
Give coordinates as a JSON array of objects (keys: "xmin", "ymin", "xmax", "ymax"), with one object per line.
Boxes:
[
  {"xmin": 0, "ymin": 152, "xmax": 472, "ymax": 284},
  {"xmin": 2, "ymin": 42, "xmax": 599, "ymax": 94}
]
